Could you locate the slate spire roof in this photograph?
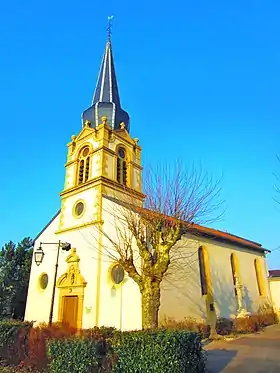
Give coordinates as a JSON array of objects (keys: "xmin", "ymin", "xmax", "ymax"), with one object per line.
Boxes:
[
  {"xmin": 82, "ymin": 37, "xmax": 130, "ymax": 131},
  {"xmin": 92, "ymin": 39, "xmax": 120, "ymax": 107}
]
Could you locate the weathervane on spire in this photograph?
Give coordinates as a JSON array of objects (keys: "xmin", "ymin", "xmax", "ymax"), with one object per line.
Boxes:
[{"xmin": 107, "ymin": 16, "xmax": 114, "ymax": 39}]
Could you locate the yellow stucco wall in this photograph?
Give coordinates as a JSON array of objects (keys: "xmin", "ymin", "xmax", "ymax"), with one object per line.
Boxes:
[
  {"xmin": 269, "ymin": 279, "xmax": 280, "ymax": 315},
  {"xmin": 59, "ymin": 187, "xmax": 99, "ymax": 232}
]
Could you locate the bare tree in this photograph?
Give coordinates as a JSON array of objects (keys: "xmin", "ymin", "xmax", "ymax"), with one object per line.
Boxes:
[{"xmin": 95, "ymin": 162, "xmax": 223, "ymax": 329}]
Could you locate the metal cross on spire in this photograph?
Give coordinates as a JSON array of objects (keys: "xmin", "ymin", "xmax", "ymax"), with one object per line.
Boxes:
[{"xmin": 107, "ymin": 15, "xmax": 114, "ymax": 39}]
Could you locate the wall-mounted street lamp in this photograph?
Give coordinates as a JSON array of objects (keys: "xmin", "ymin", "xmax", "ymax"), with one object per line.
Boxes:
[
  {"xmin": 34, "ymin": 246, "xmax": 45, "ymax": 266},
  {"xmin": 34, "ymin": 240, "xmax": 71, "ymax": 326}
]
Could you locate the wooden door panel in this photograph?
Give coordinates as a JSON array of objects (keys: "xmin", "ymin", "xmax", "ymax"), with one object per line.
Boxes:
[{"xmin": 62, "ymin": 296, "xmax": 78, "ymax": 329}]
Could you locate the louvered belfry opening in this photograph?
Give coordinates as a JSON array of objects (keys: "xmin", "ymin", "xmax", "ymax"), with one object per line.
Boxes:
[
  {"xmin": 117, "ymin": 147, "xmax": 127, "ymax": 185},
  {"xmin": 78, "ymin": 147, "xmax": 90, "ymax": 185}
]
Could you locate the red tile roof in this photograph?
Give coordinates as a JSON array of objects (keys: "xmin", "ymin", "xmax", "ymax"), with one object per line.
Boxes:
[
  {"xmin": 35, "ymin": 203, "xmax": 268, "ymax": 254},
  {"xmin": 103, "ymin": 195, "xmax": 268, "ymax": 253},
  {"xmin": 189, "ymin": 223, "xmax": 268, "ymax": 252},
  {"xmin": 269, "ymin": 270, "xmax": 280, "ymax": 278}
]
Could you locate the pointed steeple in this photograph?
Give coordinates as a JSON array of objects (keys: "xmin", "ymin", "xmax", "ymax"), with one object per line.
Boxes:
[
  {"xmin": 82, "ymin": 37, "xmax": 130, "ymax": 132},
  {"xmin": 92, "ymin": 39, "xmax": 120, "ymax": 107}
]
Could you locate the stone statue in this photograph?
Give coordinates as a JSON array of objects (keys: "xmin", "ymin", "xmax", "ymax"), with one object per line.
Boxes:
[
  {"xmin": 69, "ymin": 265, "xmax": 75, "ymax": 285},
  {"xmin": 234, "ymin": 273, "xmax": 250, "ymax": 318}
]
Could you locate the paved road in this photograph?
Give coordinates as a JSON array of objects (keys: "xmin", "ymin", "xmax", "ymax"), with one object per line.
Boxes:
[{"xmin": 205, "ymin": 324, "xmax": 280, "ymax": 373}]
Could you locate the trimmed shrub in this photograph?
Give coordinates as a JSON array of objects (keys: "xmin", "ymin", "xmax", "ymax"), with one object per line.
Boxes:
[
  {"xmin": 48, "ymin": 336, "xmax": 113, "ymax": 373},
  {"xmin": 160, "ymin": 316, "xmax": 210, "ymax": 339},
  {"xmin": 47, "ymin": 329, "xmax": 205, "ymax": 373},
  {"xmin": 233, "ymin": 315, "xmax": 260, "ymax": 334},
  {"xmin": 82, "ymin": 326, "xmax": 116, "ymax": 340},
  {"xmin": 0, "ymin": 320, "xmax": 32, "ymax": 365},
  {"xmin": 24, "ymin": 322, "xmax": 77, "ymax": 370},
  {"xmin": 256, "ymin": 301, "xmax": 278, "ymax": 327},
  {"xmin": 216, "ymin": 317, "xmax": 234, "ymax": 336},
  {"xmin": 233, "ymin": 303, "xmax": 277, "ymax": 334},
  {"xmin": 112, "ymin": 329, "xmax": 205, "ymax": 373}
]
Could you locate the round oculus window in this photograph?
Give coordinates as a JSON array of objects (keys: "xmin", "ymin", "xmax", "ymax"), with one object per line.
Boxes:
[
  {"xmin": 39, "ymin": 274, "xmax": 48, "ymax": 290},
  {"xmin": 75, "ymin": 201, "xmax": 85, "ymax": 217},
  {"xmin": 82, "ymin": 147, "xmax": 89, "ymax": 157},
  {"xmin": 111, "ymin": 264, "xmax": 125, "ymax": 284},
  {"xmin": 118, "ymin": 148, "xmax": 126, "ymax": 159}
]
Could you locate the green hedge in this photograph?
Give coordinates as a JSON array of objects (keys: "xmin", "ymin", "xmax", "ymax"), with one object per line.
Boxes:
[
  {"xmin": 47, "ymin": 329, "xmax": 205, "ymax": 373},
  {"xmin": 48, "ymin": 337, "xmax": 113, "ymax": 373},
  {"xmin": 112, "ymin": 329, "xmax": 205, "ymax": 373},
  {"xmin": 0, "ymin": 322, "xmax": 206, "ymax": 372},
  {"xmin": 0, "ymin": 320, "xmax": 33, "ymax": 365}
]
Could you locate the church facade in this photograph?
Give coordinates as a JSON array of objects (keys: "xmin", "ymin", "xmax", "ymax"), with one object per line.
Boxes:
[{"xmin": 25, "ymin": 36, "xmax": 272, "ymax": 330}]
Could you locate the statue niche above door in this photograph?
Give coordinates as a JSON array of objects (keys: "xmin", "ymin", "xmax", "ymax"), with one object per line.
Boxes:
[{"xmin": 56, "ymin": 248, "xmax": 87, "ymax": 329}]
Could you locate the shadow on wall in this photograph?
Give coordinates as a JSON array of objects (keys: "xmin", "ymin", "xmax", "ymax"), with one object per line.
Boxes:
[
  {"xmin": 159, "ymin": 244, "xmax": 255, "ymax": 321},
  {"xmin": 243, "ymin": 286, "xmax": 253, "ymax": 313},
  {"xmin": 211, "ymin": 271, "xmax": 253, "ymax": 318},
  {"xmin": 206, "ymin": 349, "xmax": 237, "ymax": 373},
  {"xmin": 160, "ymin": 260, "xmax": 207, "ymax": 320},
  {"xmin": 159, "ymin": 236, "xmax": 257, "ymax": 321},
  {"xmin": 160, "ymin": 262, "xmax": 253, "ymax": 321}
]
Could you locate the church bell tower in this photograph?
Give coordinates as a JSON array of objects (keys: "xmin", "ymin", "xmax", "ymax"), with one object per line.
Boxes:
[{"xmin": 56, "ymin": 36, "xmax": 144, "ymax": 234}]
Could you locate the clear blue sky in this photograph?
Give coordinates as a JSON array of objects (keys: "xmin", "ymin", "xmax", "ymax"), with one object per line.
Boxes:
[{"xmin": 1, "ymin": 0, "xmax": 280, "ymax": 268}]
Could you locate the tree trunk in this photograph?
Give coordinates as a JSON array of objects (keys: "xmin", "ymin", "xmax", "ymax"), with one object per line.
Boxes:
[{"xmin": 141, "ymin": 276, "xmax": 161, "ymax": 329}]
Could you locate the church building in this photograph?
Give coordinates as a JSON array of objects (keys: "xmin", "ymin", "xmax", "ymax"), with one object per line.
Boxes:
[{"xmin": 25, "ymin": 35, "xmax": 272, "ymax": 330}]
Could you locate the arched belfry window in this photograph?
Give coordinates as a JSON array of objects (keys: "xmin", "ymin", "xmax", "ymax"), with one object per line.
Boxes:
[
  {"xmin": 117, "ymin": 147, "xmax": 127, "ymax": 185},
  {"xmin": 198, "ymin": 247, "xmax": 208, "ymax": 296},
  {"xmin": 77, "ymin": 147, "xmax": 90, "ymax": 185},
  {"xmin": 254, "ymin": 258, "xmax": 265, "ymax": 296}
]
